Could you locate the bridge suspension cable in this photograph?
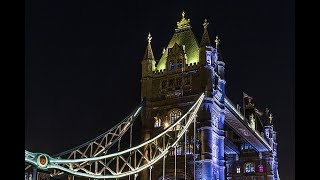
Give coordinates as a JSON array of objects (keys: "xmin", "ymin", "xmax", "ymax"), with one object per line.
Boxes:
[{"xmin": 25, "ymin": 93, "xmax": 204, "ymax": 179}]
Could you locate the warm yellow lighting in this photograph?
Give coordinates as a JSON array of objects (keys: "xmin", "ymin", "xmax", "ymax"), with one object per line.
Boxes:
[{"xmin": 164, "ymin": 122, "xmax": 169, "ymax": 128}]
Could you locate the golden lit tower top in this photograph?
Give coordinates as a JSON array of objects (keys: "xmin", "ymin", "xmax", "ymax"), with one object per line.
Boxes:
[{"xmin": 177, "ymin": 11, "xmax": 191, "ymax": 29}]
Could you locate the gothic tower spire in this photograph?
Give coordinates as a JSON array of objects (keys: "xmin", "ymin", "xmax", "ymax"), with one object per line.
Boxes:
[
  {"xmin": 200, "ymin": 19, "xmax": 212, "ymax": 47},
  {"xmin": 141, "ymin": 33, "xmax": 156, "ymax": 77},
  {"xmin": 141, "ymin": 33, "xmax": 156, "ymax": 101},
  {"xmin": 143, "ymin": 33, "xmax": 155, "ymax": 61}
]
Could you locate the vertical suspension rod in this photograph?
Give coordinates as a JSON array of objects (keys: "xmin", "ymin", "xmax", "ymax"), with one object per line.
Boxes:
[
  {"xmin": 175, "ymin": 145, "xmax": 177, "ymax": 180},
  {"xmin": 129, "ymin": 125, "xmax": 133, "ymax": 180},
  {"xmin": 193, "ymin": 116, "xmax": 196, "ymax": 180},
  {"xmin": 185, "ymin": 124, "xmax": 187, "ymax": 180},
  {"xmin": 116, "ymin": 138, "xmax": 121, "ymax": 180},
  {"xmin": 163, "ymin": 135, "xmax": 166, "ymax": 180}
]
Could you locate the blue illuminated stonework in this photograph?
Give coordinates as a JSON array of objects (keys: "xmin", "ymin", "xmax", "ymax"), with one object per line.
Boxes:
[{"xmin": 140, "ymin": 12, "xmax": 279, "ymax": 179}]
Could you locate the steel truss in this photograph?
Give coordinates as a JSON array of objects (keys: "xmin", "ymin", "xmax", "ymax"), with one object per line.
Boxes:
[
  {"xmin": 25, "ymin": 102, "xmax": 143, "ymax": 178},
  {"xmin": 25, "ymin": 94, "xmax": 204, "ymax": 179}
]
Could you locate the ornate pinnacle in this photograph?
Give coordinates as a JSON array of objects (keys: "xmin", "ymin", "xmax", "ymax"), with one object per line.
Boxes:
[
  {"xmin": 269, "ymin": 113, "xmax": 273, "ymax": 124},
  {"xmin": 203, "ymin": 19, "xmax": 209, "ymax": 29},
  {"xmin": 162, "ymin": 47, "xmax": 166, "ymax": 54},
  {"xmin": 177, "ymin": 11, "xmax": 190, "ymax": 29},
  {"xmin": 215, "ymin": 35, "xmax": 220, "ymax": 49},
  {"xmin": 147, "ymin": 32, "xmax": 152, "ymax": 44}
]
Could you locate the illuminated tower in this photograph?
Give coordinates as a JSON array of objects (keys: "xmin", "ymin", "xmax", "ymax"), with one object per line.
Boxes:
[
  {"xmin": 263, "ymin": 111, "xmax": 280, "ymax": 180},
  {"xmin": 140, "ymin": 12, "xmax": 225, "ymax": 179}
]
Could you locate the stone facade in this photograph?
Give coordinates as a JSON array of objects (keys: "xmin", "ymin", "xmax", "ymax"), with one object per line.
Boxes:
[{"xmin": 140, "ymin": 12, "xmax": 279, "ymax": 180}]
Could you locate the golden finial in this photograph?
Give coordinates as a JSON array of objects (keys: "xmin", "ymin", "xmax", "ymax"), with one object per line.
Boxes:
[
  {"xmin": 214, "ymin": 35, "xmax": 220, "ymax": 49},
  {"xmin": 177, "ymin": 11, "xmax": 190, "ymax": 29},
  {"xmin": 269, "ymin": 113, "xmax": 273, "ymax": 124},
  {"xmin": 203, "ymin": 19, "xmax": 209, "ymax": 29},
  {"xmin": 162, "ymin": 47, "xmax": 166, "ymax": 54},
  {"xmin": 147, "ymin": 32, "xmax": 152, "ymax": 44}
]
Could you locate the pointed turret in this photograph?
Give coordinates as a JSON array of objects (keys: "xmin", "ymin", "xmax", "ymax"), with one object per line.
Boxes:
[
  {"xmin": 141, "ymin": 33, "xmax": 156, "ymax": 78},
  {"xmin": 200, "ymin": 19, "xmax": 212, "ymax": 47},
  {"xmin": 156, "ymin": 12, "xmax": 199, "ymax": 70},
  {"xmin": 141, "ymin": 33, "xmax": 156, "ymax": 101},
  {"xmin": 199, "ymin": 19, "xmax": 214, "ymax": 66},
  {"xmin": 143, "ymin": 33, "xmax": 155, "ymax": 61}
]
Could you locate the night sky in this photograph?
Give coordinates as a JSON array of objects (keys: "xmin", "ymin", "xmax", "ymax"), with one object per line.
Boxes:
[{"xmin": 25, "ymin": 0, "xmax": 294, "ymax": 179}]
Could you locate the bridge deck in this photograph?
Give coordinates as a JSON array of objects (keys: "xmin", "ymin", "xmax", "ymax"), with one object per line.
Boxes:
[{"xmin": 224, "ymin": 97, "xmax": 272, "ymax": 152}]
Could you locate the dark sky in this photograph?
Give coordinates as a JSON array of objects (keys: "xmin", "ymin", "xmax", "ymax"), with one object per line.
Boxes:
[{"xmin": 25, "ymin": 0, "xmax": 294, "ymax": 179}]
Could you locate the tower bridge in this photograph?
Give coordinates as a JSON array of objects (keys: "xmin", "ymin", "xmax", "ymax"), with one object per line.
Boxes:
[{"xmin": 25, "ymin": 12, "xmax": 280, "ymax": 180}]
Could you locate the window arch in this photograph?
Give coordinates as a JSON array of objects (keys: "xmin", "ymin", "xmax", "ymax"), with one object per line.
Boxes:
[
  {"xmin": 177, "ymin": 61, "xmax": 182, "ymax": 69},
  {"xmin": 169, "ymin": 61, "xmax": 174, "ymax": 70},
  {"xmin": 169, "ymin": 108, "xmax": 182, "ymax": 124},
  {"xmin": 154, "ymin": 115, "xmax": 162, "ymax": 128}
]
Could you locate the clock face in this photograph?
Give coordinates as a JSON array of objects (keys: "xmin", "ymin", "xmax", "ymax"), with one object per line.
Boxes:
[
  {"xmin": 40, "ymin": 156, "xmax": 46, "ymax": 165},
  {"xmin": 37, "ymin": 155, "xmax": 48, "ymax": 168}
]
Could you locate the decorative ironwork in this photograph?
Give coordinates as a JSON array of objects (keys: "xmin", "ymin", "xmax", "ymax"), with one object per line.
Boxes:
[{"xmin": 25, "ymin": 94, "xmax": 204, "ymax": 179}]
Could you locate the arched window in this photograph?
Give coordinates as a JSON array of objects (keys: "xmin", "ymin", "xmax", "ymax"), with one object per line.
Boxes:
[
  {"xmin": 169, "ymin": 61, "xmax": 174, "ymax": 70},
  {"xmin": 186, "ymin": 142, "xmax": 193, "ymax": 154},
  {"xmin": 154, "ymin": 116, "xmax": 162, "ymax": 128},
  {"xmin": 169, "ymin": 109, "xmax": 182, "ymax": 124},
  {"xmin": 176, "ymin": 143, "xmax": 183, "ymax": 155},
  {"xmin": 177, "ymin": 61, "xmax": 182, "ymax": 69}
]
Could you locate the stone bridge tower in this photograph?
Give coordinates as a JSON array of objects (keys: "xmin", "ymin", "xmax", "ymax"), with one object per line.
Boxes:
[{"xmin": 140, "ymin": 12, "xmax": 225, "ymax": 180}]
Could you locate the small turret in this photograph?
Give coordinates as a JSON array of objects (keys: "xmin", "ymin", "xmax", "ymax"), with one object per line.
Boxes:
[
  {"xmin": 200, "ymin": 19, "xmax": 211, "ymax": 47},
  {"xmin": 141, "ymin": 33, "xmax": 156, "ymax": 101},
  {"xmin": 141, "ymin": 33, "xmax": 156, "ymax": 78},
  {"xmin": 199, "ymin": 19, "xmax": 214, "ymax": 66}
]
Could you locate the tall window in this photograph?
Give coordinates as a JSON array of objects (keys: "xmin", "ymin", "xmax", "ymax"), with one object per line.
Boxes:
[
  {"xmin": 236, "ymin": 167, "xmax": 241, "ymax": 173},
  {"xmin": 169, "ymin": 61, "xmax": 174, "ymax": 70},
  {"xmin": 245, "ymin": 162, "xmax": 255, "ymax": 173},
  {"xmin": 154, "ymin": 116, "xmax": 162, "ymax": 128},
  {"xmin": 169, "ymin": 109, "xmax": 182, "ymax": 124},
  {"xmin": 185, "ymin": 142, "xmax": 193, "ymax": 154},
  {"xmin": 258, "ymin": 165, "xmax": 264, "ymax": 172},
  {"xmin": 176, "ymin": 143, "xmax": 183, "ymax": 155},
  {"xmin": 177, "ymin": 61, "xmax": 182, "ymax": 69}
]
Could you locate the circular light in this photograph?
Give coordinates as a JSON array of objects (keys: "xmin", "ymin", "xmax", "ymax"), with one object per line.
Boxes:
[{"xmin": 37, "ymin": 154, "xmax": 48, "ymax": 168}]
